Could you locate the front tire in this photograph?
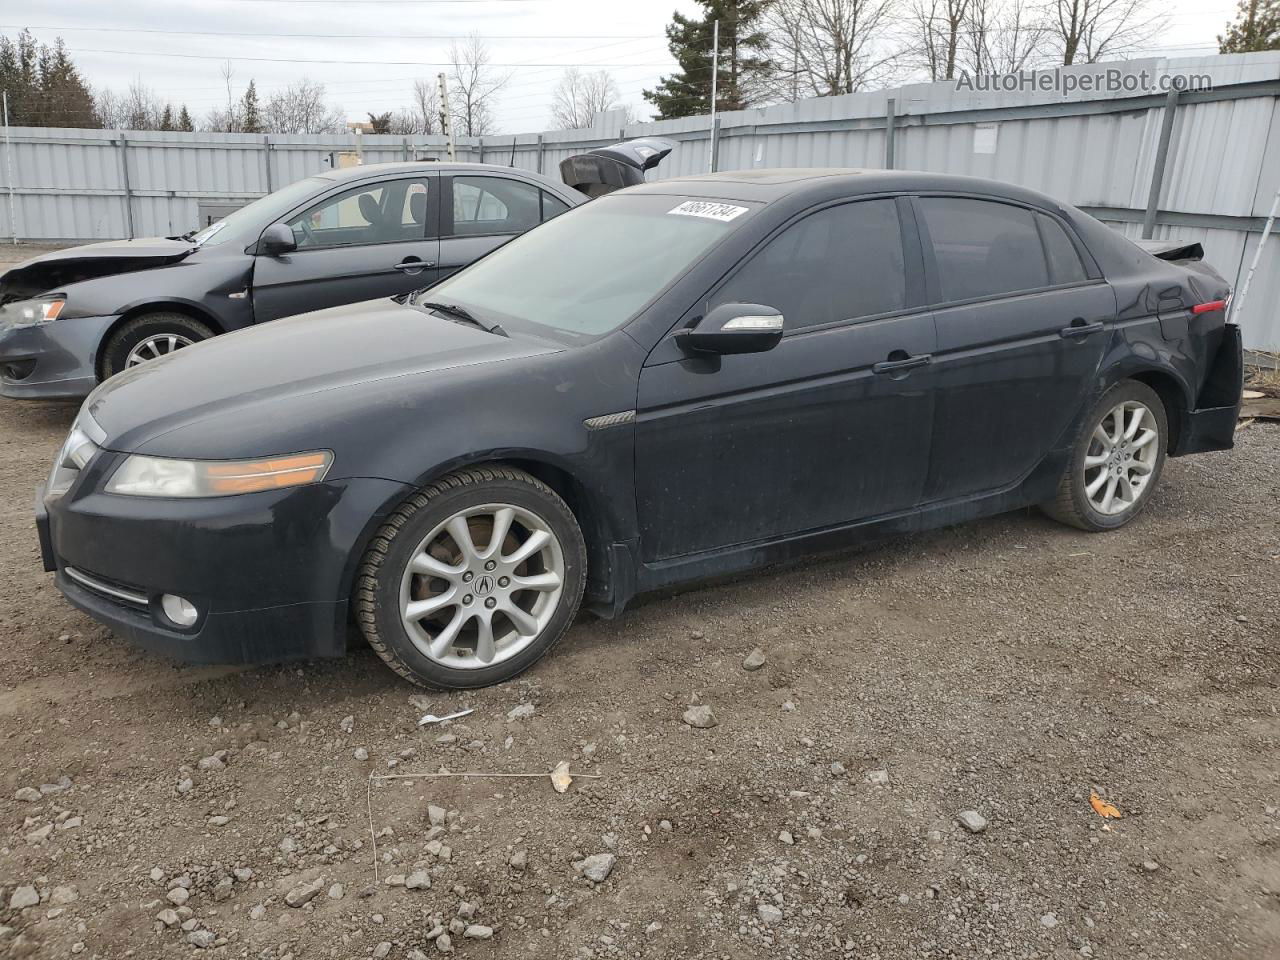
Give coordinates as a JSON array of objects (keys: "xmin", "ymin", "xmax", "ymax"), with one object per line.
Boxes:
[
  {"xmin": 1041, "ymin": 379, "xmax": 1168, "ymax": 531},
  {"xmin": 100, "ymin": 313, "xmax": 214, "ymax": 380},
  {"xmin": 354, "ymin": 466, "xmax": 587, "ymax": 689}
]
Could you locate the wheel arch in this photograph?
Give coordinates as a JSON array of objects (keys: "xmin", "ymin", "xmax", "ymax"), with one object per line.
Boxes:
[
  {"xmin": 1126, "ymin": 369, "xmax": 1189, "ymax": 455},
  {"xmin": 341, "ymin": 453, "xmax": 617, "ymax": 610},
  {"xmin": 1097, "ymin": 360, "xmax": 1193, "ymax": 456},
  {"xmin": 95, "ymin": 300, "xmax": 225, "ymax": 379}
]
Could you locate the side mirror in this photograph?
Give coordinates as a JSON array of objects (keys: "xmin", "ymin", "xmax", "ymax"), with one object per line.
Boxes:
[
  {"xmin": 676, "ymin": 303, "xmax": 784, "ymax": 355},
  {"xmin": 258, "ymin": 223, "xmax": 297, "ymax": 257}
]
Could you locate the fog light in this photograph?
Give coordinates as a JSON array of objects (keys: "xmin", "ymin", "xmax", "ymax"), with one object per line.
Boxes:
[{"xmin": 160, "ymin": 594, "xmax": 199, "ymax": 627}]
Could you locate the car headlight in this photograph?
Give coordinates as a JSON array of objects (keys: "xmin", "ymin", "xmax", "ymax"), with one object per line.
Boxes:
[
  {"xmin": 105, "ymin": 451, "xmax": 333, "ymax": 498},
  {"xmin": 47, "ymin": 422, "xmax": 101, "ymax": 498},
  {"xmin": 2, "ymin": 296, "xmax": 66, "ymax": 325}
]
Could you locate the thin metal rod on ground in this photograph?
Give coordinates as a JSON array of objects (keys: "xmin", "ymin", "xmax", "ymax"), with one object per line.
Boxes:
[
  {"xmin": 367, "ymin": 776, "xmax": 379, "ymax": 884},
  {"xmin": 372, "ymin": 771, "xmax": 605, "ymax": 782}
]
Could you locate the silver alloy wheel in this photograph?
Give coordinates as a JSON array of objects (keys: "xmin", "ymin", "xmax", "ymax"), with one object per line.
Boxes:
[
  {"xmin": 398, "ymin": 503, "xmax": 565, "ymax": 669},
  {"xmin": 1084, "ymin": 399, "xmax": 1159, "ymax": 516},
  {"xmin": 125, "ymin": 333, "xmax": 195, "ymax": 367}
]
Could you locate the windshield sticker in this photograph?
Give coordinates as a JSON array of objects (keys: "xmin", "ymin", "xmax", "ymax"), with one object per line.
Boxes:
[{"xmin": 667, "ymin": 200, "xmax": 748, "ymax": 222}]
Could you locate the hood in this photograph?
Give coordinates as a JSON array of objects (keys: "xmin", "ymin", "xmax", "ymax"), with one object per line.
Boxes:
[
  {"xmin": 86, "ymin": 297, "xmax": 561, "ymax": 457},
  {"xmin": 0, "ymin": 237, "xmax": 197, "ymax": 304}
]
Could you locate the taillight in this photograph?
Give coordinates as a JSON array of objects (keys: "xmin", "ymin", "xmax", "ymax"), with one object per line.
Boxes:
[{"xmin": 1191, "ymin": 300, "xmax": 1227, "ymax": 315}]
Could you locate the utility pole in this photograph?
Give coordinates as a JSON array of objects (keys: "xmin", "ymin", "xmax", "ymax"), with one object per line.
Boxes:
[
  {"xmin": 437, "ymin": 72, "xmax": 456, "ymax": 162},
  {"xmin": 3, "ymin": 91, "xmax": 15, "ymax": 245},
  {"xmin": 707, "ymin": 19, "xmax": 719, "ymax": 173}
]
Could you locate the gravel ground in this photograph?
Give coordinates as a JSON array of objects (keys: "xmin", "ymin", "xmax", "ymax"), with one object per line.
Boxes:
[{"xmin": 0, "ymin": 392, "xmax": 1277, "ymax": 960}]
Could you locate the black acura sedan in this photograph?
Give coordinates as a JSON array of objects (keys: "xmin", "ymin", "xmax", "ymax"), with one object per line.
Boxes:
[{"xmin": 37, "ymin": 168, "xmax": 1242, "ymax": 689}]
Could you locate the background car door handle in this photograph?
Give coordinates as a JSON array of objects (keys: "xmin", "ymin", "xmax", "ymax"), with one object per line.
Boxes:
[
  {"xmin": 1059, "ymin": 319, "xmax": 1104, "ymax": 338},
  {"xmin": 872, "ymin": 352, "xmax": 931, "ymax": 375},
  {"xmin": 394, "ymin": 258, "xmax": 435, "ymax": 273}
]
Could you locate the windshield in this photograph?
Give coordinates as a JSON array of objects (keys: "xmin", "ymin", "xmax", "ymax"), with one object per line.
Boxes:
[
  {"xmin": 422, "ymin": 193, "xmax": 757, "ymax": 338},
  {"xmin": 191, "ymin": 176, "xmax": 328, "ymax": 248}
]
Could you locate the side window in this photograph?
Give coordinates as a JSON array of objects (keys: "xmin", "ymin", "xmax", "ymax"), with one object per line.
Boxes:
[
  {"xmin": 286, "ymin": 178, "xmax": 429, "ymax": 248},
  {"xmin": 451, "ymin": 176, "xmax": 541, "ymax": 236},
  {"xmin": 401, "ymin": 182, "xmax": 430, "ymax": 232},
  {"xmin": 1037, "ymin": 213, "xmax": 1087, "ymax": 284},
  {"xmin": 709, "ymin": 199, "xmax": 906, "ymax": 331},
  {"xmin": 542, "ymin": 192, "xmax": 570, "ymax": 222},
  {"xmin": 918, "ymin": 197, "xmax": 1049, "ymax": 302}
]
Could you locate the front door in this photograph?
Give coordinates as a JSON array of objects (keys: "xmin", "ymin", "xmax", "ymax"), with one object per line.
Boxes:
[
  {"xmin": 635, "ymin": 198, "xmax": 937, "ymax": 562},
  {"xmin": 912, "ymin": 196, "xmax": 1114, "ymax": 500},
  {"xmin": 252, "ymin": 174, "xmax": 440, "ymax": 322}
]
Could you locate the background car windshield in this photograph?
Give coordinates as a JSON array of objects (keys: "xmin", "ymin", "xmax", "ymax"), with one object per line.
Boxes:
[
  {"xmin": 425, "ymin": 194, "xmax": 755, "ymax": 337},
  {"xmin": 192, "ymin": 176, "xmax": 327, "ymax": 247}
]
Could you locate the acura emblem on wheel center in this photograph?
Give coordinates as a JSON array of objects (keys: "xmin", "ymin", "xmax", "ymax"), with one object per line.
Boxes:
[{"xmin": 474, "ymin": 575, "xmax": 495, "ymax": 597}]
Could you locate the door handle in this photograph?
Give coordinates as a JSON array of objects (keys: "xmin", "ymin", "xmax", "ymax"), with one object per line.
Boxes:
[
  {"xmin": 1059, "ymin": 319, "xmax": 1104, "ymax": 339},
  {"xmin": 394, "ymin": 258, "xmax": 436, "ymax": 273},
  {"xmin": 872, "ymin": 352, "xmax": 931, "ymax": 375}
]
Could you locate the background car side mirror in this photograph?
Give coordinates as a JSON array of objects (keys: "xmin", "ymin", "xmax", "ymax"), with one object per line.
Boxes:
[
  {"xmin": 258, "ymin": 223, "xmax": 297, "ymax": 257},
  {"xmin": 676, "ymin": 303, "xmax": 784, "ymax": 355}
]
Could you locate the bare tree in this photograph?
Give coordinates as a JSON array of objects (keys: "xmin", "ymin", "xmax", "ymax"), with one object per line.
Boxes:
[
  {"xmin": 550, "ymin": 68, "xmax": 625, "ymax": 129},
  {"xmin": 387, "ymin": 78, "xmax": 440, "ymax": 135},
  {"xmin": 219, "ymin": 60, "xmax": 238, "ymax": 132},
  {"xmin": 966, "ymin": 0, "xmax": 1050, "ymax": 72},
  {"xmin": 448, "ymin": 34, "xmax": 508, "ymax": 136},
  {"xmin": 1044, "ymin": 0, "xmax": 1165, "ymax": 64},
  {"xmin": 263, "ymin": 78, "xmax": 346, "ymax": 134},
  {"xmin": 907, "ymin": 0, "xmax": 972, "ymax": 80},
  {"xmin": 764, "ymin": 0, "xmax": 902, "ymax": 99}
]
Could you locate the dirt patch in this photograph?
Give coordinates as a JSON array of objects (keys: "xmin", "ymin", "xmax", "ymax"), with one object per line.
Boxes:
[{"xmin": 0, "ymin": 398, "xmax": 1277, "ymax": 959}]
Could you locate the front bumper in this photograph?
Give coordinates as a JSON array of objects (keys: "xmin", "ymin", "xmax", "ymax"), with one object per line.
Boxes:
[
  {"xmin": 39, "ymin": 472, "xmax": 412, "ymax": 664},
  {"xmin": 1, "ymin": 314, "xmax": 115, "ymax": 400}
]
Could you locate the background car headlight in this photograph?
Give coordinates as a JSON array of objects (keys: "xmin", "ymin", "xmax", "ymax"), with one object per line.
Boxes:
[
  {"xmin": 46, "ymin": 423, "xmax": 100, "ymax": 498},
  {"xmin": 1, "ymin": 297, "xmax": 66, "ymax": 325},
  {"xmin": 105, "ymin": 451, "xmax": 332, "ymax": 497}
]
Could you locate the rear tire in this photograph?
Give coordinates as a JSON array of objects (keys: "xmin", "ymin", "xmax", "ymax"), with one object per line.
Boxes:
[
  {"xmin": 99, "ymin": 313, "xmax": 215, "ymax": 380},
  {"xmin": 354, "ymin": 466, "xmax": 587, "ymax": 689},
  {"xmin": 1041, "ymin": 379, "xmax": 1168, "ymax": 532}
]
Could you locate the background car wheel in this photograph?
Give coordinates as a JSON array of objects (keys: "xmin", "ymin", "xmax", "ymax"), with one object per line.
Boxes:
[
  {"xmin": 100, "ymin": 313, "xmax": 215, "ymax": 380},
  {"xmin": 354, "ymin": 466, "xmax": 587, "ymax": 689},
  {"xmin": 1041, "ymin": 379, "xmax": 1169, "ymax": 532}
]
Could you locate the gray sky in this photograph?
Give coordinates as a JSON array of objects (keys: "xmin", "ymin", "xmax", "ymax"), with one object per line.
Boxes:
[{"xmin": 12, "ymin": 0, "xmax": 1242, "ymax": 133}]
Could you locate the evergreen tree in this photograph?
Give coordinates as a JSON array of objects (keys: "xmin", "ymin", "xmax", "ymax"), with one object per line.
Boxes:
[
  {"xmin": 158, "ymin": 104, "xmax": 175, "ymax": 131},
  {"xmin": 1219, "ymin": 0, "xmax": 1280, "ymax": 52},
  {"xmin": 240, "ymin": 79, "xmax": 262, "ymax": 133},
  {"xmin": 177, "ymin": 104, "xmax": 194, "ymax": 132},
  {"xmin": 367, "ymin": 111, "xmax": 393, "ymax": 133},
  {"xmin": 0, "ymin": 30, "xmax": 95, "ymax": 127},
  {"xmin": 643, "ymin": 1, "xmax": 771, "ymax": 119}
]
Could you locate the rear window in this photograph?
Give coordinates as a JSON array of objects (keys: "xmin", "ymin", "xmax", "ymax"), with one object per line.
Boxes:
[{"xmin": 919, "ymin": 197, "xmax": 1049, "ymax": 301}]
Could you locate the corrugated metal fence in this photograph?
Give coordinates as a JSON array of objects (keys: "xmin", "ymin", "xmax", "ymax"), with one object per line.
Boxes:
[{"xmin": 3, "ymin": 51, "xmax": 1278, "ymax": 348}]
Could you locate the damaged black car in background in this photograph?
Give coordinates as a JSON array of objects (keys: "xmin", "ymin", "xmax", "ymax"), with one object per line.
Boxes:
[{"xmin": 0, "ymin": 138, "xmax": 672, "ymax": 399}]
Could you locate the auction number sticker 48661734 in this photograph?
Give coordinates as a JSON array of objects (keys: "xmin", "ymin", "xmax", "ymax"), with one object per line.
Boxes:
[{"xmin": 667, "ymin": 200, "xmax": 749, "ymax": 222}]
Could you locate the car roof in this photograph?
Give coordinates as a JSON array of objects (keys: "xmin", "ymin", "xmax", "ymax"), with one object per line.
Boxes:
[
  {"xmin": 316, "ymin": 161, "xmax": 574, "ymax": 191},
  {"xmin": 623, "ymin": 168, "xmax": 1071, "ymax": 211}
]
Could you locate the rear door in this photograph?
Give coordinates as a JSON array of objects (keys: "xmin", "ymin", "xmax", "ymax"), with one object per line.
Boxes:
[
  {"xmin": 436, "ymin": 174, "xmax": 569, "ymax": 280},
  {"xmin": 252, "ymin": 174, "xmax": 440, "ymax": 322},
  {"xmin": 913, "ymin": 196, "xmax": 1114, "ymax": 501},
  {"xmin": 634, "ymin": 197, "xmax": 937, "ymax": 561}
]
